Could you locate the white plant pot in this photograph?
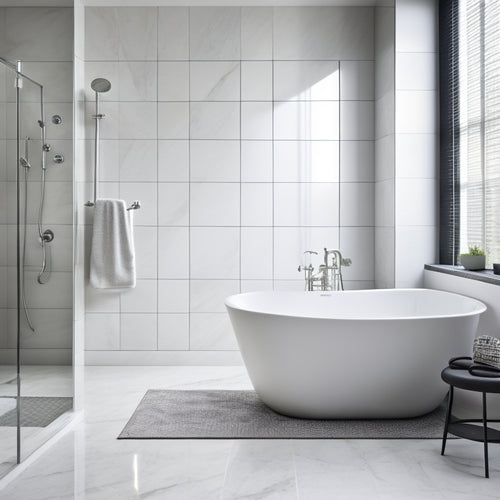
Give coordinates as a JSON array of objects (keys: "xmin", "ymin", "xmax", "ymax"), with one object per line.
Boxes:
[{"xmin": 460, "ymin": 255, "xmax": 486, "ymax": 271}]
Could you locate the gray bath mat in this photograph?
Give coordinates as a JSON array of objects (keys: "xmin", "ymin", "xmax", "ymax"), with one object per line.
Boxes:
[
  {"xmin": 118, "ymin": 390, "xmax": 448, "ymax": 439},
  {"xmin": 0, "ymin": 397, "xmax": 73, "ymax": 427}
]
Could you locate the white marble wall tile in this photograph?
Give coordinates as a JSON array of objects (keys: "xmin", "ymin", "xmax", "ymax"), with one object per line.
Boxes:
[
  {"xmin": 274, "ymin": 141, "xmax": 339, "ymax": 183},
  {"xmin": 120, "ymin": 183, "xmax": 157, "ymax": 226},
  {"xmin": 158, "ymin": 7, "xmax": 189, "ymax": 61},
  {"xmin": 395, "ymin": 226, "xmax": 437, "ymax": 285},
  {"xmin": 241, "ymin": 62, "xmax": 272, "ymax": 101},
  {"xmin": 395, "ymin": 178, "xmax": 437, "ymax": 226},
  {"xmin": 396, "ymin": 53, "xmax": 438, "ymax": 90},
  {"xmin": 190, "ymin": 280, "xmax": 239, "ymax": 313},
  {"xmin": 273, "ymin": 280, "xmax": 306, "ymax": 291},
  {"xmin": 158, "ymin": 62, "xmax": 189, "ymax": 101},
  {"xmin": 375, "ymin": 135, "xmax": 395, "ymax": 181},
  {"xmin": 158, "ymin": 140, "xmax": 189, "ymax": 182},
  {"xmin": 190, "ymin": 183, "xmax": 239, "ymax": 226},
  {"xmin": 375, "ymin": 179, "xmax": 394, "ymax": 227},
  {"xmin": 241, "ymin": 228, "xmax": 273, "ymax": 279},
  {"xmin": 120, "ymin": 280, "xmax": 158, "ymax": 313},
  {"xmin": 375, "ymin": 92, "xmax": 395, "ymax": 141},
  {"xmin": 85, "ymin": 7, "xmax": 120, "ymax": 61},
  {"xmin": 189, "ymin": 7, "xmax": 241, "ymax": 61},
  {"xmin": 339, "ymin": 227, "xmax": 375, "ymax": 281},
  {"xmin": 375, "ymin": 226, "xmax": 395, "ymax": 288},
  {"xmin": 375, "ymin": 7, "xmax": 395, "ymax": 100},
  {"xmin": 274, "ymin": 61, "xmax": 339, "ymax": 101},
  {"xmin": 273, "ymin": 7, "xmax": 374, "ymax": 60},
  {"xmin": 117, "ymin": 140, "xmax": 157, "ymax": 182},
  {"xmin": 241, "ymin": 7, "xmax": 273, "ymax": 60},
  {"xmin": 158, "ymin": 280, "xmax": 189, "ymax": 313},
  {"xmin": 21, "ymin": 62, "xmax": 74, "ymax": 103},
  {"xmin": 133, "ymin": 226, "xmax": 158, "ymax": 279},
  {"xmin": 190, "ymin": 313, "xmax": 238, "ymax": 350},
  {"xmin": 190, "ymin": 227, "xmax": 239, "ymax": 279},
  {"xmin": 241, "ymin": 141, "xmax": 273, "ymax": 182},
  {"xmin": 190, "ymin": 141, "xmax": 240, "ymax": 182},
  {"xmin": 158, "ymin": 314, "xmax": 189, "ymax": 350},
  {"xmin": 395, "ymin": 90, "xmax": 438, "ymax": 134},
  {"xmin": 158, "ymin": 183, "xmax": 189, "ymax": 226},
  {"xmin": 118, "ymin": 62, "xmax": 157, "ymax": 101},
  {"xmin": 340, "ymin": 101, "xmax": 374, "ymax": 140},
  {"xmin": 273, "ymin": 227, "xmax": 339, "ymax": 280},
  {"xmin": 85, "ymin": 285, "xmax": 120, "ymax": 314},
  {"xmin": 274, "ymin": 183, "xmax": 339, "ymax": 227},
  {"xmin": 240, "ymin": 280, "xmax": 274, "ymax": 292},
  {"xmin": 190, "ymin": 62, "xmax": 240, "ymax": 101},
  {"xmin": 190, "ymin": 102, "xmax": 239, "ymax": 140},
  {"xmin": 158, "ymin": 227, "xmax": 189, "ymax": 279},
  {"xmin": 118, "ymin": 102, "xmax": 157, "ymax": 139},
  {"xmin": 340, "ymin": 182, "xmax": 375, "ymax": 227},
  {"xmin": 3, "ymin": 7, "xmax": 73, "ymax": 62},
  {"xmin": 340, "ymin": 61, "xmax": 375, "ymax": 101},
  {"xmin": 84, "ymin": 313, "xmax": 120, "ymax": 350},
  {"xmin": 395, "ymin": 0, "xmax": 437, "ymax": 53},
  {"xmin": 18, "ymin": 309, "xmax": 72, "ymax": 349},
  {"xmin": 395, "ymin": 133, "xmax": 437, "ymax": 179},
  {"xmin": 274, "ymin": 101, "xmax": 340, "ymax": 141},
  {"xmin": 241, "ymin": 184, "xmax": 273, "ymax": 227},
  {"xmin": 241, "ymin": 102, "xmax": 273, "ymax": 140},
  {"xmin": 158, "ymin": 102, "xmax": 189, "ymax": 139},
  {"xmin": 27, "ymin": 182, "xmax": 72, "ymax": 225},
  {"xmin": 340, "ymin": 141, "xmax": 375, "ymax": 182},
  {"xmin": 120, "ymin": 314, "xmax": 157, "ymax": 351},
  {"xmin": 116, "ymin": 8, "xmax": 158, "ymax": 61}
]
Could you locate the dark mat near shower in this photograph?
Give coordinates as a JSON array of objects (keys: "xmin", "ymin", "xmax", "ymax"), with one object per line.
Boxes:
[
  {"xmin": 118, "ymin": 390, "xmax": 449, "ymax": 439},
  {"xmin": 0, "ymin": 397, "xmax": 73, "ymax": 427}
]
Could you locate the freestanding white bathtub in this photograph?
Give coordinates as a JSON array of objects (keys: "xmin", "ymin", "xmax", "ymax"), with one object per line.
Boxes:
[{"xmin": 225, "ymin": 289, "xmax": 486, "ymax": 419}]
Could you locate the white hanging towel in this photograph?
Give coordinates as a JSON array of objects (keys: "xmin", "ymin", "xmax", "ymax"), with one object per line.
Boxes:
[{"xmin": 90, "ymin": 199, "xmax": 136, "ymax": 289}]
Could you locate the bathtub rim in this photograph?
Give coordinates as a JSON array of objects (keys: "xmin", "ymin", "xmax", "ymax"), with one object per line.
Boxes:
[{"xmin": 225, "ymin": 288, "xmax": 487, "ymax": 322}]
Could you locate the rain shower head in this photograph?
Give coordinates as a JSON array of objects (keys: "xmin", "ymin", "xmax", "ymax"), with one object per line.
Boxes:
[{"xmin": 91, "ymin": 78, "xmax": 111, "ymax": 93}]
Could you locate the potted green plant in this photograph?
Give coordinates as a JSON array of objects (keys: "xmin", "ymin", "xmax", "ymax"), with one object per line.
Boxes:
[{"xmin": 460, "ymin": 245, "xmax": 486, "ymax": 270}]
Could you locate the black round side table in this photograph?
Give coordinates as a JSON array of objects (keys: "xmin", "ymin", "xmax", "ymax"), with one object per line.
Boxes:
[{"xmin": 441, "ymin": 363, "xmax": 500, "ymax": 478}]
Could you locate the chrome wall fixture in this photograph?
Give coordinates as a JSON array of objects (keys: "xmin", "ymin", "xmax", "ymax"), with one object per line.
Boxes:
[{"xmin": 85, "ymin": 78, "xmax": 141, "ymax": 212}]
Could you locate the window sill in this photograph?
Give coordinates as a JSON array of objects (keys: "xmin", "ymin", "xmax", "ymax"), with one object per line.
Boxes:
[{"xmin": 425, "ymin": 264, "xmax": 500, "ymax": 286}]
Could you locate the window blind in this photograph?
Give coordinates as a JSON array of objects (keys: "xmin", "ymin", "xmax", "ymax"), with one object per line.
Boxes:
[{"xmin": 440, "ymin": 0, "xmax": 500, "ymax": 267}]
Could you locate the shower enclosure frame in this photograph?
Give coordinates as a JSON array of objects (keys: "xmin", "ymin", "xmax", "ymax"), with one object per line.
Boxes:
[{"xmin": 0, "ymin": 56, "xmax": 47, "ymax": 471}]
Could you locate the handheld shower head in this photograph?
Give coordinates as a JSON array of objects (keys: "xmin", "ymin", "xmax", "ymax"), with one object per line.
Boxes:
[
  {"xmin": 19, "ymin": 157, "xmax": 31, "ymax": 169},
  {"xmin": 91, "ymin": 78, "xmax": 111, "ymax": 93}
]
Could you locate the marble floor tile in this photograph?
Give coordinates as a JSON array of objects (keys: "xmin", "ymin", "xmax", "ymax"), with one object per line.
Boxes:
[{"xmin": 1, "ymin": 366, "xmax": 500, "ymax": 499}]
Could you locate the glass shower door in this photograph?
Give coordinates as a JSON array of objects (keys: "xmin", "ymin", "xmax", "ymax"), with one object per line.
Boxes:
[{"xmin": 0, "ymin": 59, "xmax": 19, "ymax": 478}]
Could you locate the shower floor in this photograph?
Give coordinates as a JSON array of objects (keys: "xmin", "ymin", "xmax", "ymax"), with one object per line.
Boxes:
[{"xmin": 0, "ymin": 365, "xmax": 73, "ymax": 478}]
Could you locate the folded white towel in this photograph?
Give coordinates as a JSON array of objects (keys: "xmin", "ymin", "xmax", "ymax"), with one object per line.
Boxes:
[{"xmin": 90, "ymin": 199, "xmax": 136, "ymax": 289}]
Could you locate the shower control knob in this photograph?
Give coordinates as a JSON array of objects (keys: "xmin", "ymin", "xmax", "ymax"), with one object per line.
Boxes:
[
  {"xmin": 41, "ymin": 229, "xmax": 54, "ymax": 243},
  {"xmin": 53, "ymin": 154, "xmax": 64, "ymax": 164},
  {"xmin": 52, "ymin": 114, "xmax": 62, "ymax": 125}
]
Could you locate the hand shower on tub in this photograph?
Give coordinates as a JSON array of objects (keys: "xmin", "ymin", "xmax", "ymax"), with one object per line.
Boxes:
[{"xmin": 298, "ymin": 248, "xmax": 352, "ymax": 291}]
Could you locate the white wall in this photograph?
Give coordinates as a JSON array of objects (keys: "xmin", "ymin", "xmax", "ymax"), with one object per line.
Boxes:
[
  {"xmin": 394, "ymin": 0, "xmax": 439, "ymax": 288},
  {"xmin": 424, "ymin": 269, "xmax": 500, "ymax": 417},
  {"xmin": 80, "ymin": 6, "xmax": 377, "ymax": 365},
  {"xmin": 0, "ymin": 7, "xmax": 74, "ymax": 365},
  {"xmin": 374, "ymin": 5, "xmax": 395, "ymax": 289}
]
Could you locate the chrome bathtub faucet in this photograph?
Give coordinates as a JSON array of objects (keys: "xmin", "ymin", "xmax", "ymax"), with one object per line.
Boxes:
[{"xmin": 298, "ymin": 248, "xmax": 351, "ymax": 291}]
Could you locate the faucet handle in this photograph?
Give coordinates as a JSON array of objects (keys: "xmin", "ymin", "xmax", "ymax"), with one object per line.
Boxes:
[
  {"xmin": 303, "ymin": 250, "xmax": 318, "ymax": 255},
  {"xmin": 341, "ymin": 258, "xmax": 352, "ymax": 267}
]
